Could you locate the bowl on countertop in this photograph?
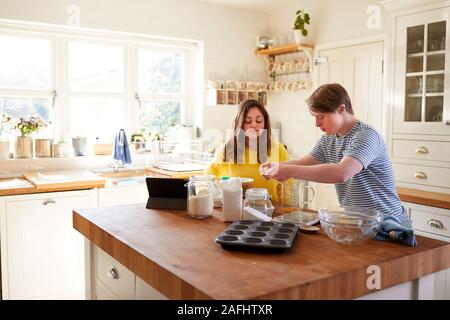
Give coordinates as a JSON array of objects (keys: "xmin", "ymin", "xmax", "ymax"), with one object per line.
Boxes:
[{"xmin": 319, "ymin": 206, "xmax": 383, "ymax": 244}]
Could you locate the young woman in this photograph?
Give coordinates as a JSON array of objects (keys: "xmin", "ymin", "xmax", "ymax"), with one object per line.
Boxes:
[
  {"xmin": 205, "ymin": 99, "xmax": 289, "ymax": 203},
  {"xmin": 261, "ymin": 83, "xmax": 408, "ymax": 221}
]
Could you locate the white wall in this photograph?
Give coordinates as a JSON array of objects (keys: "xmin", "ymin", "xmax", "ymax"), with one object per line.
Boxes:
[
  {"xmin": 265, "ymin": 0, "xmax": 389, "ymax": 157},
  {"xmin": 315, "ymin": 0, "xmax": 389, "ymax": 44},
  {"xmin": 0, "ymin": 0, "xmax": 270, "ymax": 148}
]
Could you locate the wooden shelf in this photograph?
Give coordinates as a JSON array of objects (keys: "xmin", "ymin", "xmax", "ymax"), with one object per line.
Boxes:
[{"xmin": 256, "ymin": 43, "xmax": 314, "ymax": 56}]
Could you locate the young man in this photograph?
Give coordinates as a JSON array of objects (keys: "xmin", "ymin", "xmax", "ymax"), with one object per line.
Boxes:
[{"xmin": 261, "ymin": 83, "xmax": 408, "ymax": 221}]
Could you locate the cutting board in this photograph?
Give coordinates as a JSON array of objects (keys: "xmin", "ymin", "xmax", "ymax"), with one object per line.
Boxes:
[
  {"xmin": 0, "ymin": 178, "xmax": 35, "ymax": 195},
  {"xmin": 145, "ymin": 166, "xmax": 204, "ymax": 179},
  {"xmin": 24, "ymin": 171, "xmax": 105, "ymax": 190}
]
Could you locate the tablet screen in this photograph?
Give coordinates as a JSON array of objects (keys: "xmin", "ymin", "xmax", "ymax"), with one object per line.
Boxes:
[{"xmin": 146, "ymin": 177, "xmax": 188, "ymax": 199}]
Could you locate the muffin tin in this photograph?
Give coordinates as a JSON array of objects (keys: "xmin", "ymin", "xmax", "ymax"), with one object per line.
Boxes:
[{"xmin": 215, "ymin": 220, "xmax": 299, "ymax": 251}]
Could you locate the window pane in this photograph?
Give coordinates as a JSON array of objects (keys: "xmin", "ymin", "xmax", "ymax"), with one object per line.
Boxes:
[
  {"xmin": 0, "ymin": 97, "xmax": 52, "ymax": 136},
  {"xmin": 139, "ymin": 100, "xmax": 181, "ymax": 136},
  {"xmin": 69, "ymin": 97, "xmax": 125, "ymax": 139},
  {"xmin": 0, "ymin": 36, "xmax": 51, "ymax": 90},
  {"xmin": 139, "ymin": 49, "xmax": 182, "ymax": 94},
  {"xmin": 69, "ymin": 42, "xmax": 124, "ymax": 93}
]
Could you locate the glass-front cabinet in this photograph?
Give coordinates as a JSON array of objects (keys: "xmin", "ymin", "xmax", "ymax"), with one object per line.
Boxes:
[{"xmin": 394, "ymin": 8, "xmax": 450, "ymax": 135}]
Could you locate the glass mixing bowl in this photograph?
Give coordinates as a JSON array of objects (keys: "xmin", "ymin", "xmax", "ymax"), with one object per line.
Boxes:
[{"xmin": 319, "ymin": 206, "xmax": 383, "ymax": 244}]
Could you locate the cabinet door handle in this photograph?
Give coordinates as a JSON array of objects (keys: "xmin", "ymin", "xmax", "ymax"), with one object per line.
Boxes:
[
  {"xmin": 108, "ymin": 266, "xmax": 119, "ymax": 280},
  {"xmin": 427, "ymin": 219, "xmax": 444, "ymax": 229},
  {"xmin": 41, "ymin": 199, "xmax": 56, "ymax": 206},
  {"xmin": 414, "ymin": 172, "xmax": 427, "ymax": 179},
  {"xmin": 415, "ymin": 146, "xmax": 429, "ymax": 154}
]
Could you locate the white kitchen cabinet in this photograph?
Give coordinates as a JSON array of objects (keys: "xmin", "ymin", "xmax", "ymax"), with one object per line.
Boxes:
[
  {"xmin": 403, "ymin": 201, "xmax": 450, "ymax": 299},
  {"xmin": 389, "ymin": 5, "xmax": 450, "ymax": 194},
  {"xmin": 93, "ymin": 244, "xmax": 134, "ymax": 299},
  {"xmin": 405, "ymin": 201, "xmax": 450, "ymax": 241},
  {"xmin": 91, "ymin": 245, "xmax": 167, "ymax": 300},
  {"xmin": 392, "ymin": 7, "xmax": 450, "ymax": 135},
  {"xmin": 135, "ymin": 276, "xmax": 168, "ymax": 300},
  {"xmin": 0, "ymin": 189, "xmax": 97, "ymax": 299}
]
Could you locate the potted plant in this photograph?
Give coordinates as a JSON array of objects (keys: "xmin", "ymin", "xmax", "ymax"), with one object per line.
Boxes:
[
  {"xmin": 14, "ymin": 116, "xmax": 47, "ymax": 159},
  {"xmin": 52, "ymin": 139, "xmax": 67, "ymax": 158},
  {"xmin": 148, "ymin": 131, "xmax": 164, "ymax": 154},
  {"xmin": 72, "ymin": 135, "xmax": 88, "ymax": 156},
  {"xmin": 293, "ymin": 9, "xmax": 311, "ymax": 43}
]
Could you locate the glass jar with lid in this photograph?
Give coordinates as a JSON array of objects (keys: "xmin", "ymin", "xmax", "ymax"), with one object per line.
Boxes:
[
  {"xmin": 244, "ymin": 188, "xmax": 274, "ymax": 218},
  {"xmin": 187, "ymin": 175, "xmax": 214, "ymax": 219}
]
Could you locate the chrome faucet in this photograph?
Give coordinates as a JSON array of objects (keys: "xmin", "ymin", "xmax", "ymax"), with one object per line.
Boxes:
[{"xmin": 113, "ymin": 159, "xmax": 121, "ymax": 172}]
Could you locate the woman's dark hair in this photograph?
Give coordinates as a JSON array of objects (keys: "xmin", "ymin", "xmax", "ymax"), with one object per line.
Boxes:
[
  {"xmin": 223, "ymin": 99, "xmax": 272, "ymax": 164},
  {"xmin": 306, "ymin": 83, "xmax": 354, "ymax": 114}
]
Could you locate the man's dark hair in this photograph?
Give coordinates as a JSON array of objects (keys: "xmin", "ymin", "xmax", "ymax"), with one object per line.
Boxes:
[{"xmin": 306, "ymin": 83, "xmax": 354, "ymax": 114}]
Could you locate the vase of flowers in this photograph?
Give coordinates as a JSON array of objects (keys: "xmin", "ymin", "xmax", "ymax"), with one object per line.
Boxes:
[{"xmin": 14, "ymin": 116, "xmax": 47, "ymax": 159}]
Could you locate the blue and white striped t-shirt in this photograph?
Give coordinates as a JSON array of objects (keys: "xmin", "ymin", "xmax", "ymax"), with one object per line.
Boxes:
[{"xmin": 310, "ymin": 120, "xmax": 408, "ymax": 221}]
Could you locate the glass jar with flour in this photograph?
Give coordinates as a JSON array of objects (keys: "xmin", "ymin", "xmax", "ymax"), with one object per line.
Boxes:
[
  {"xmin": 187, "ymin": 175, "xmax": 214, "ymax": 219},
  {"xmin": 244, "ymin": 188, "xmax": 274, "ymax": 218}
]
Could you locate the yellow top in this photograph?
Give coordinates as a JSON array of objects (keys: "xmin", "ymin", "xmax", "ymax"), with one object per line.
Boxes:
[{"xmin": 204, "ymin": 140, "xmax": 289, "ymax": 203}]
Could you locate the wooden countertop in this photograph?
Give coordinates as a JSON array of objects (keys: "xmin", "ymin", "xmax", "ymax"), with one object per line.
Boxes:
[
  {"xmin": 0, "ymin": 173, "xmax": 105, "ymax": 196},
  {"xmin": 398, "ymin": 187, "xmax": 450, "ymax": 210},
  {"xmin": 0, "ymin": 166, "xmax": 202, "ymax": 196},
  {"xmin": 73, "ymin": 204, "xmax": 450, "ymax": 300}
]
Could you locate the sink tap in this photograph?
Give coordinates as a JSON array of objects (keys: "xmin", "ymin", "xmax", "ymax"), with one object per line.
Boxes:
[{"xmin": 113, "ymin": 160, "xmax": 121, "ymax": 173}]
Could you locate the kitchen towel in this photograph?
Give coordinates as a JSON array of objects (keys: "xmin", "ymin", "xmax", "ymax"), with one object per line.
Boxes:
[
  {"xmin": 113, "ymin": 129, "xmax": 132, "ymax": 164},
  {"xmin": 374, "ymin": 215, "xmax": 417, "ymax": 246}
]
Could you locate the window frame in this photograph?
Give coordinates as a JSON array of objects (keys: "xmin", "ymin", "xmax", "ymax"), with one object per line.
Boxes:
[
  {"xmin": 132, "ymin": 43, "xmax": 191, "ymax": 134},
  {"xmin": 0, "ymin": 19, "xmax": 197, "ymax": 142},
  {"xmin": 0, "ymin": 30, "xmax": 56, "ymax": 137}
]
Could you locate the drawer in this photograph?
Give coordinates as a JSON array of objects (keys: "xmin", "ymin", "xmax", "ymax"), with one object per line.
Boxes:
[
  {"xmin": 392, "ymin": 139, "xmax": 450, "ymax": 163},
  {"xmin": 409, "ymin": 203, "xmax": 450, "ymax": 239},
  {"xmin": 393, "ymin": 163, "xmax": 450, "ymax": 189},
  {"xmin": 94, "ymin": 246, "xmax": 135, "ymax": 299},
  {"xmin": 95, "ymin": 279, "xmax": 120, "ymax": 300},
  {"xmin": 135, "ymin": 276, "xmax": 168, "ymax": 300}
]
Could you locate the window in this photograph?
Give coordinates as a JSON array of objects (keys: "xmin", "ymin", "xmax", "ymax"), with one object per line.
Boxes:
[
  {"xmin": 0, "ymin": 35, "xmax": 51, "ymax": 90},
  {"xmin": 0, "ymin": 21, "xmax": 197, "ymax": 146},
  {"xmin": 0, "ymin": 35, "xmax": 53, "ymax": 137},
  {"xmin": 68, "ymin": 42, "xmax": 124, "ymax": 93},
  {"xmin": 67, "ymin": 41, "xmax": 126, "ymax": 139},
  {"xmin": 137, "ymin": 48, "xmax": 187, "ymax": 136}
]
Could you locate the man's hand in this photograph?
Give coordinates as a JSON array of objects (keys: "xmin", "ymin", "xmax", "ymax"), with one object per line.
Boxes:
[
  {"xmin": 263, "ymin": 163, "xmax": 292, "ymax": 182},
  {"xmin": 259, "ymin": 161, "xmax": 275, "ymax": 179}
]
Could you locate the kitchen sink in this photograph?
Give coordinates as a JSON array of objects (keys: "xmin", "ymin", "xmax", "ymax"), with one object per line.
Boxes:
[{"xmin": 95, "ymin": 169, "xmax": 151, "ymax": 179}]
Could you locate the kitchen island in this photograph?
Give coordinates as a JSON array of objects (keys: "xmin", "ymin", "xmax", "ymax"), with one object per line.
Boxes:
[{"xmin": 73, "ymin": 204, "xmax": 450, "ymax": 300}]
